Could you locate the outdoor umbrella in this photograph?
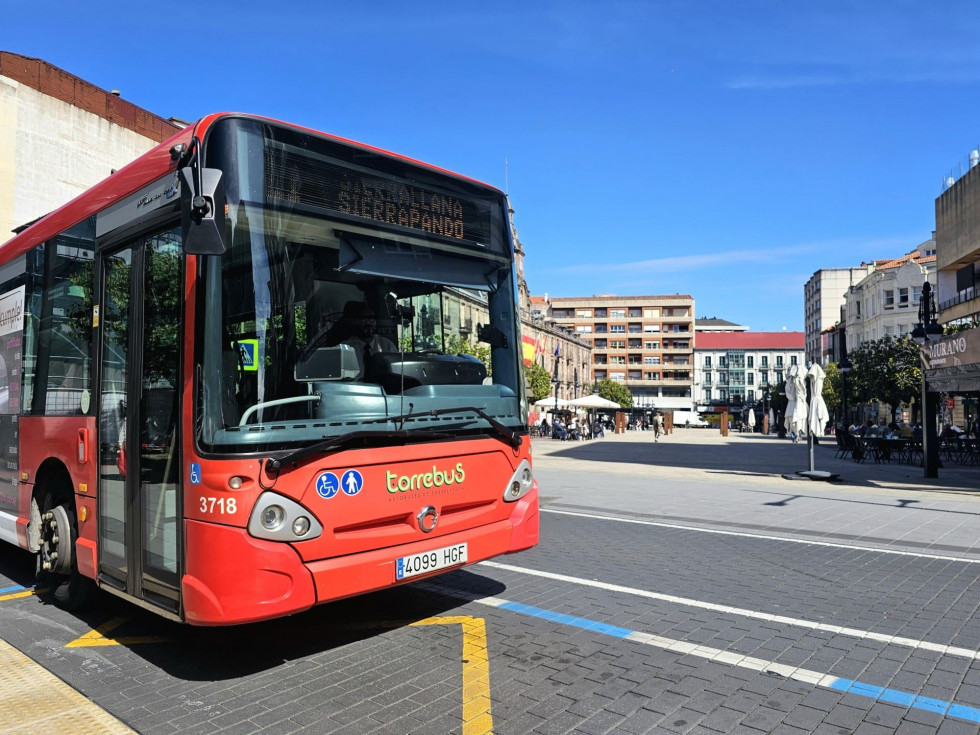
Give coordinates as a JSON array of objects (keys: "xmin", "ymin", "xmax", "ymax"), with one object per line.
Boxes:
[
  {"xmin": 806, "ymin": 363, "xmax": 830, "ymax": 437},
  {"xmin": 567, "ymin": 394, "xmax": 621, "ymax": 409},
  {"xmin": 746, "ymin": 406, "xmax": 756, "ymax": 429},
  {"xmin": 533, "ymin": 397, "xmax": 569, "ymax": 409},
  {"xmin": 784, "ymin": 363, "xmax": 809, "ymax": 438}
]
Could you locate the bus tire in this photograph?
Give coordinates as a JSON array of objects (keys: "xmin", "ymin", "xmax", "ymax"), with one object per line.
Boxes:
[{"xmin": 37, "ymin": 488, "xmax": 93, "ymax": 611}]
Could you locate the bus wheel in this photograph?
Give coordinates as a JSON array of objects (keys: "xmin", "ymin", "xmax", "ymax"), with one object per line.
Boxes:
[{"xmin": 38, "ymin": 493, "xmax": 93, "ymax": 610}]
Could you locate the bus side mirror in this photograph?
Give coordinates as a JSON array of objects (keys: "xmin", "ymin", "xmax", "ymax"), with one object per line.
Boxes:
[{"xmin": 180, "ymin": 167, "xmax": 227, "ymax": 255}]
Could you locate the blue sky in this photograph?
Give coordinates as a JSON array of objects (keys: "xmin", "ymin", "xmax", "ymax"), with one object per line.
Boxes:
[{"xmin": 6, "ymin": 1, "xmax": 980, "ymax": 330}]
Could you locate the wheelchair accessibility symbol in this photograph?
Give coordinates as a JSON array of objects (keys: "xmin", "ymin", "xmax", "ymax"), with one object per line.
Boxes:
[
  {"xmin": 316, "ymin": 472, "xmax": 340, "ymax": 499},
  {"xmin": 341, "ymin": 469, "xmax": 363, "ymax": 496}
]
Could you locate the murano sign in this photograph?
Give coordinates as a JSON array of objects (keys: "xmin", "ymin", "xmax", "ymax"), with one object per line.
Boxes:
[{"xmin": 922, "ymin": 327, "xmax": 980, "ymax": 371}]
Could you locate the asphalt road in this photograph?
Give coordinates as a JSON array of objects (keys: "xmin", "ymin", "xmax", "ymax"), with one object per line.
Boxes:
[{"xmin": 1, "ymin": 430, "xmax": 979, "ymax": 734}]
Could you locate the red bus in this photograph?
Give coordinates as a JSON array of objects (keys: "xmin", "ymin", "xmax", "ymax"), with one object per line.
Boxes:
[{"xmin": 0, "ymin": 113, "xmax": 538, "ymax": 624}]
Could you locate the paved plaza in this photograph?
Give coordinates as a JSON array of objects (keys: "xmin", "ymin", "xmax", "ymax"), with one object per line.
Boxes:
[{"xmin": 1, "ymin": 427, "xmax": 979, "ymax": 734}]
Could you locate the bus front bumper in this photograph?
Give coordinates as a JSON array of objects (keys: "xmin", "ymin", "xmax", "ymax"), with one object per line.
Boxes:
[{"xmin": 181, "ymin": 490, "xmax": 538, "ymax": 626}]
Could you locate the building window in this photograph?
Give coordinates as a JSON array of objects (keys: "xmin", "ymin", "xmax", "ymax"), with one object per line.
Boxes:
[
  {"xmin": 776, "ymin": 356, "xmax": 783, "ymax": 367},
  {"xmin": 628, "ymin": 323, "xmax": 642, "ymax": 333},
  {"xmin": 790, "ymin": 355, "xmax": 797, "ymax": 366},
  {"xmin": 776, "ymin": 370, "xmax": 783, "ymax": 383},
  {"xmin": 761, "ymin": 356, "xmax": 768, "ymax": 367},
  {"xmin": 595, "ymin": 324, "xmax": 607, "ymax": 333},
  {"xmin": 576, "ymin": 309, "xmax": 592, "ymax": 318},
  {"xmin": 645, "ymin": 372, "xmax": 660, "ymax": 380},
  {"xmin": 628, "ymin": 308, "xmax": 642, "ymax": 317},
  {"xmin": 644, "ymin": 356, "xmax": 660, "ymax": 364},
  {"xmin": 643, "ymin": 324, "xmax": 660, "ymax": 333},
  {"xmin": 594, "ymin": 355, "xmax": 607, "ymax": 364},
  {"xmin": 760, "ymin": 370, "xmax": 768, "ymax": 385},
  {"xmin": 884, "ymin": 290, "xmax": 894, "ymax": 308},
  {"xmin": 643, "ymin": 308, "xmax": 659, "ymax": 318},
  {"xmin": 610, "ymin": 309, "xmax": 626, "ymax": 318},
  {"xmin": 719, "ymin": 356, "xmax": 727, "ymax": 368},
  {"xmin": 576, "ymin": 325, "xmax": 592, "ymax": 333},
  {"xmin": 704, "ymin": 373, "xmax": 711, "ymax": 385},
  {"xmin": 898, "ymin": 287, "xmax": 909, "ymax": 305},
  {"xmin": 610, "ymin": 339, "xmax": 626, "ymax": 349},
  {"xmin": 704, "ymin": 389, "xmax": 712, "ymax": 402},
  {"xmin": 747, "ymin": 356, "xmax": 754, "ymax": 368},
  {"xmin": 610, "ymin": 324, "xmax": 626, "ymax": 333},
  {"xmin": 704, "ymin": 356, "xmax": 712, "ymax": 367},
  {"xmin": 644, "ymin": 340, "xmax": 659, "ymax": 349},
  {"xmin": 912, "ymin": 286, "xmax": 921, "ymax": 303},
  {"xmin": 610, "ymin": 372, "xmax": 625, "ymax": 381},
  {"xmin": 595, "ymin": 370, "xmax": 607, "ymax": 380},
  {"xmin": 594, "ymin": 339, "xmax": 606, "ymax": 348},
  {"xmin": 747, "ymin": 373, "xmax": 754, "ymax": 385},
  {"xmin": 748, "ymin": 390, "xmax": 755, "ymax": 401}
]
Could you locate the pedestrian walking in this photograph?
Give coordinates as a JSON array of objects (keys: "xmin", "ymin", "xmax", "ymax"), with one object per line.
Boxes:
[{"xmin": 652, "ymin": 411, "xmax": 662, "ymax": 442}]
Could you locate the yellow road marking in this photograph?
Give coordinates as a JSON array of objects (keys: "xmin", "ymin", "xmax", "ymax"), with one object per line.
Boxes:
[
  {"xmin": 65, "ymin": 616, "xmax": 170, "ymax": 648},
  {"xmin": 0, "ymin": 589, "xmax": 37, "ymax": 602},
  {"xmin": 411, "ymin": 616, "xmax": 494, "ymax": 735}
]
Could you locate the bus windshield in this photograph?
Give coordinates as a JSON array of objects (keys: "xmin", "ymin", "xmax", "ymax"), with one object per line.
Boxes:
[{"xmin": 196, "ymin": 118, "xmax": 526, "ymax": 454}]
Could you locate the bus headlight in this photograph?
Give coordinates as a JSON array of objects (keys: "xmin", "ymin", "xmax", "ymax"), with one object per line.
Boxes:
[
  {"xmin": 292, "ymin": 517, "xmax": 311, "ymax": 536},
  {"xmin": 249, "ymin": 493, "xmax": 323, "ymax": 542},
  {"xmin": 261, "ymin": 505, "xmax": 285, "ymax": 530},
  {"xmin": 503, "ymin": 459, "xmax": 534, "ymax": 502}
]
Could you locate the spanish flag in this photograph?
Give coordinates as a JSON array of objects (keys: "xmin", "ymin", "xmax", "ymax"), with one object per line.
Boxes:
[{"xmin": 522, "ymin": 334, "xmax": 536, "ymax": 366}]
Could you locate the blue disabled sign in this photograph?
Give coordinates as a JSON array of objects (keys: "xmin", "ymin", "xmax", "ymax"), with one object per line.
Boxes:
[
  {"xmin": 316, "ymin": 472, "xmax": 340, "ymax": 499},
  {"xmin": 341, "ymin": 469, "xmax": 363, "ymax": 496}
]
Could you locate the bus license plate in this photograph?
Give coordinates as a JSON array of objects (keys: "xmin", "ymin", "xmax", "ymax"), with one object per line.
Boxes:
[{"xmin": 396, "ymin": 543, "xmax": 468, "ymax": 580}]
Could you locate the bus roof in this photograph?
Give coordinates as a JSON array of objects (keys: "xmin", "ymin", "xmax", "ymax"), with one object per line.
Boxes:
[{"xmin": 1, "ymin": 112, "xmax": 504, "ymax": 260}]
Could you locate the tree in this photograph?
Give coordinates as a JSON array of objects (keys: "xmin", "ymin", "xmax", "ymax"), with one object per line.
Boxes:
[
  {"xmin": 597, "ymin": 378, "xmax": 632, "ymax": 408},
  {"xmin": 526, "ymin": 361, "xmax": 554, "ymax": 403},
  {"xmin": 822, "ymin": 362, "xmax": 841, "ymax": 417},
  {"xmin": 848, "ymin": 336, "xmax": 921, "ymax": 422}
]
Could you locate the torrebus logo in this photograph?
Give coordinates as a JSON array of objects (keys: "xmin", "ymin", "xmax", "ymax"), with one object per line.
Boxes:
[{"xmin": 386, "ymin": 463, "xmax": 466, "ymax": 493}]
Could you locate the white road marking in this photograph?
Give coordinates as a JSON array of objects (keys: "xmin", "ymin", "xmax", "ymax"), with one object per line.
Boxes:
[
  {"xmin": 479, "ymin": 560, "xmax": 980, "ymax": 661},
  {"xmin": 543, "ymin": 507, "xmax": 980, "ymax": 564}
]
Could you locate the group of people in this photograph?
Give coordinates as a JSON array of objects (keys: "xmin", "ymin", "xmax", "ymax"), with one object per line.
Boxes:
[{"xmin": 536, "ymin": 416, "xmax": 606, "ymax": 441}]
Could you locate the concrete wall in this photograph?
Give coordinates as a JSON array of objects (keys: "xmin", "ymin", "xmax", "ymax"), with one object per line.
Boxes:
[
  {"xmin": 0, "ymin": 78, "xmax": 166, "ymax": 242},
  {"xmin": 0, "ymin": 53, "xmax": 181, "ymax": 244}
]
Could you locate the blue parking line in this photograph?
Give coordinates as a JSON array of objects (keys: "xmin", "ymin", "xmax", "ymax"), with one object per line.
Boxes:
[
  {"xmin": 496, "ymin": 599, "xmax": 980, "ymax": 725},
  {"xmin": 0, "ymin": 585, "xmax": 26, "ymax": 594}
]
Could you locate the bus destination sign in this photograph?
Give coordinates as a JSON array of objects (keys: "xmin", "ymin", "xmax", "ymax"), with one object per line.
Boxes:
[
  {"xmin": 265, "ymin": 150, "xmax": 492, "ymax": 246},
  {"xmin": 337, "ymin": 176, "xmax": 469, "ymax": 241}
]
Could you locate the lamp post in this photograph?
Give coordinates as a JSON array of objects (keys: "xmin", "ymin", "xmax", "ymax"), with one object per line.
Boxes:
[{"xmin": 911, "ymin": 280, "xmax": 942, "ymax": 478}]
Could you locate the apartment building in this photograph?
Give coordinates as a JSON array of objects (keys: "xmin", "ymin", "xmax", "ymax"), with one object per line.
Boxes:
[
  {"xmin": 542, "ymin": 295, "xmax": 695, "ymax": 411},
  {"xmin": 844, "ymin": 245, "xmax": 936, "ymax": 350},
  {"xmin": 695, "ymin": 317, "xmax": 747, "ymax": 333},
  {"xmin": 804, "ymin": 265, "xmax": 874, "ymax": 365},
  {"xmin": 694, "ymin": 332, "xmax": 805, "ymax": 411}
]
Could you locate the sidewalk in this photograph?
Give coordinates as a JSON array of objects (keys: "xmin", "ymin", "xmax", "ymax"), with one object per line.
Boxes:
[
  {"xmin": 530, "ymin": 428, "xmax": 980, "ymax": 494},
  {"xmin": 529, "ymin": 427, "xmax": 980, "ymax": 559}
]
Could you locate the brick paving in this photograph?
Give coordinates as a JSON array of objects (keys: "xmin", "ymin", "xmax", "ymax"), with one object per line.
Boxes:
[{"xmin": 0, "ymin": 429, "xmax": 978, "ymax": 734}]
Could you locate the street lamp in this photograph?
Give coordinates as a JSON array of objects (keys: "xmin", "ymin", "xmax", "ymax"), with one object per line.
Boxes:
[{"xmin": 912, "ymin": 281, "xmax": 941, "ymax": 478}]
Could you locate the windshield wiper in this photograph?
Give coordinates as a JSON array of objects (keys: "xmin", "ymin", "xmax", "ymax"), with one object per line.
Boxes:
[
  {"xmin": 363, "ymin": 406, "xmax": 522, "ymax": 449},
  {"xmin": 267, "ymin": 429, "xmax": 453, "ymax": 471}
]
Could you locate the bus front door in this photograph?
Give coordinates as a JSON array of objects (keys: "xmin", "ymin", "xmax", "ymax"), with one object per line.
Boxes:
[{"xmin": 97, "ymin": 228, "xmax": 183, "ymax": 615}]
